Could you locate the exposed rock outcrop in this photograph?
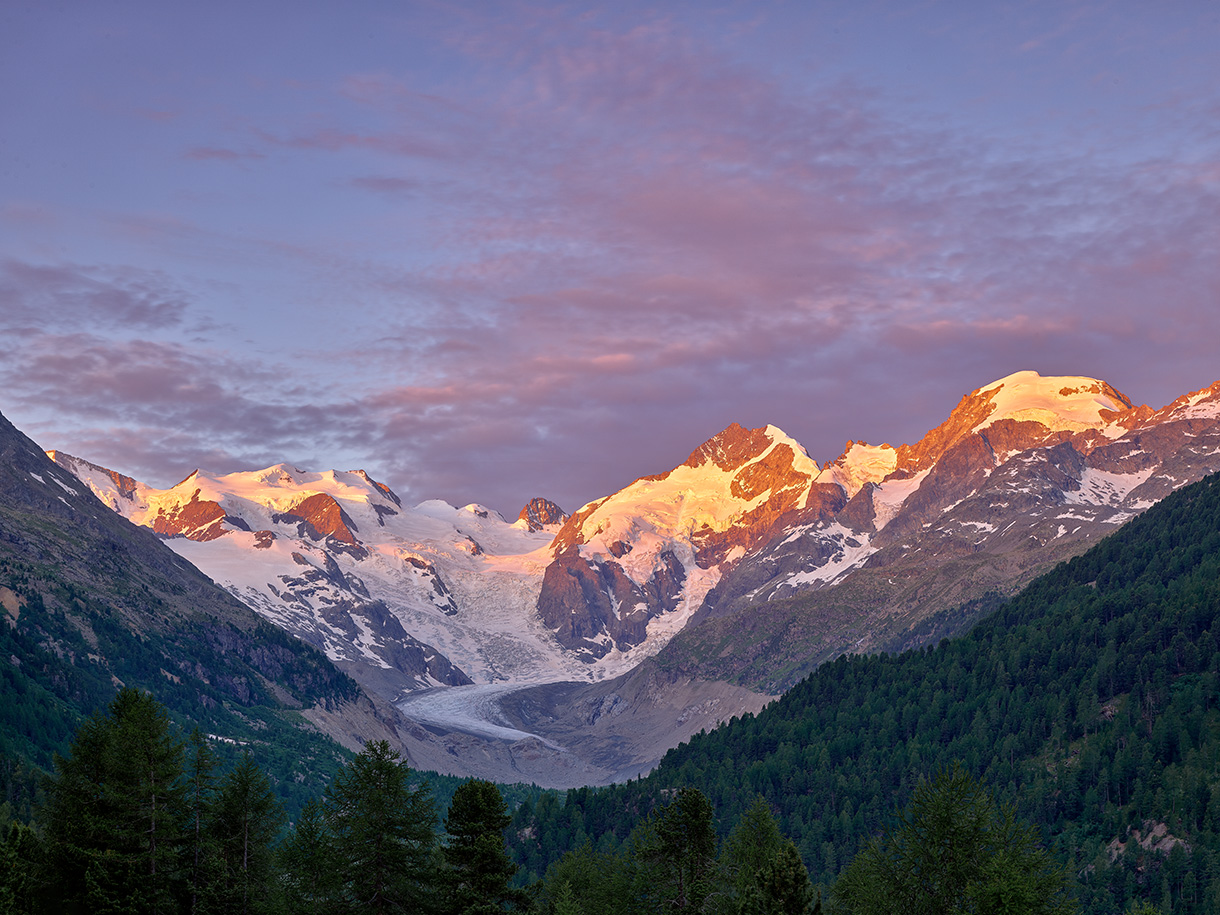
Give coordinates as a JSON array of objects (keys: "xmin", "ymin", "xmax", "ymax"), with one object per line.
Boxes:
[{"xmin": 518, "ymin": 497, "xmax": 568, "ymax": 531}]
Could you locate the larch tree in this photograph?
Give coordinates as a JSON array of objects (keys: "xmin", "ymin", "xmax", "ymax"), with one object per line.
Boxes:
[
  {"xmin": 277, "ymin": 798, "xmax": 337, "ymax": 915},
  {"xmin": 210, "ymin": 751, "xmax": 284, "ymax": 915},
  {"xmin": 41, "ymin": 687, "xmax": 188, "ymax": 915},
  {"xmin": 326, "ymin": 739, "xmax": 438, "ymax": 915},
  {"xmin": 831, "ymin": 765, "xmax": 1077, "ymax": 915},
  {"xmin": 635, "ymin": 787, "xmax": 717, "ymax": 915}
]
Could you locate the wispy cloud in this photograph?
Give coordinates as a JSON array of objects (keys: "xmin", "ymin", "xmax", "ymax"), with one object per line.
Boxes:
[
  {"xmin": 185, "ymin": 146, "xmax": 266, "ymax": 161},
  {"xmin": 2, "ymin": 2, "xmax": 1218, "ymax": 514},
  {"xmin": 0, "ymin": 261, "xmax": 191, "ymax": 331}
]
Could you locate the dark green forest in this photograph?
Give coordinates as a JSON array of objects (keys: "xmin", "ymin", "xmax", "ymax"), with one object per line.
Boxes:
[
  {"xmin": 1, "ymin": 687, "xmax": 824, "ymax": 915},
  {"xmin": 1, "ymin": 686, "xmax": 530, "ymax": 914},
  {"xmin": 0, "ymin": 550, "xmax": 359, "ymax": 818},
  {"xmin": 506, "ymin": 471, "xmax": 1220, "ymax": 914}
]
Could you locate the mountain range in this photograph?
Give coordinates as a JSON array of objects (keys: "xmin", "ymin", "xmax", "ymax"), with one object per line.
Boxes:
[{"xmin": 31, "ymin": 370, "xmax": 1220, "ymax": 785}]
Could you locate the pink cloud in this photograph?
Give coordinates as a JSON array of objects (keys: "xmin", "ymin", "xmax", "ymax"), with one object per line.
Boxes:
[
  {"xmin": 5, "ymin": 4, "xmax": 1219, "ymax": 516},
  {"xmin": 349, "ymin": 176, "xmax": 423, "ymax": 195}
]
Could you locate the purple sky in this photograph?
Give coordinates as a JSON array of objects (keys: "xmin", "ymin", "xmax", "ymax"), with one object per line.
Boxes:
[{"xmin": 2, "ymin": 2, "xmax": 1219, "ymax": 518}]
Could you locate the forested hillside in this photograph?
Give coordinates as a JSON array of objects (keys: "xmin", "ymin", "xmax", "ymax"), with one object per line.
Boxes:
[
  {"xmin": 0, "ymin": 409, "xmax": 362, "ymax": 816},
  {"xmin": 510, "ymin": 470, "xmax": 1220, "ymax": 914}
]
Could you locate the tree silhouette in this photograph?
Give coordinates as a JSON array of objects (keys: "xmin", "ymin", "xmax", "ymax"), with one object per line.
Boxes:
[
  {"xmin": 41, "ymin": 687, "xmax": 187, "ymax": 915},
  {"xmin": 326, "ymin": 739, "xmax": 437, "ymax": 915}
]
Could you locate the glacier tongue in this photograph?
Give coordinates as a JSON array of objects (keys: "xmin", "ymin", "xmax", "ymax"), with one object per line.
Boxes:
[{"xmin": 397, "ymin": 684, "xmax": 564, "ymax": 747}]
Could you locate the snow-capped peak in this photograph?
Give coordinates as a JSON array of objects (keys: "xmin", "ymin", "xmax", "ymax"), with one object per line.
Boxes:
[
  {"xmin": 818, "ymin": 441, "xmax": 899, "ymax": 497},
  {"xmin": 971, "ymin": 371, "xmax": 1132, "ymax": 435}
]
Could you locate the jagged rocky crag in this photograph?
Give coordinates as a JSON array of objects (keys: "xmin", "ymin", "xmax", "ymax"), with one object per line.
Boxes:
[{"xmin": 48, "ymin": 371, "xmax": 1220, "ymax": 784}]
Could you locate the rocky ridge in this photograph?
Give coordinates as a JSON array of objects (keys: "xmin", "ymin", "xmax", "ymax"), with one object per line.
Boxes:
[
  {"xmin": 0, "ymin": 409, "xmax": 407, "ymax": 779},
  {"xmin": 662, "ymin": 374, "xmax": 1220, "ymax": 691}
]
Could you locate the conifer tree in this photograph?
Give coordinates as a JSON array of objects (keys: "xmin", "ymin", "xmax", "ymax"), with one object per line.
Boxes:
[
  {"xmin": 41, "ymin": 687, "xmax": 188, "ymax": 915},
  {"xmin": 210, "ymin": 751, "xmax": 284, "ymax": 915},
  {"xmin": 831, "ymin": 765, "xmax": 1076, "ymax": 915},
  {"xmin": 720, "ymin": 796, "xmax": 785, "ymax": 887},
  {"xmin": 534, "ymin": 840, "xmax": 634, "ymax": 915},
  {"xmin": 751, "ymin": 841, "xmax": 814, "ymax": 915},
  {"xmin": 0, "ymin": 822, "xmax": 41, "ymax": 915},
  {"xmin": 277, "ymin": 798, "xmax": 336, "ymax": 915},
  {"xmin": 443, "ymin": 779, "xmax": 530, "ymax": 915},
  {"xmin": 326, "ymin": 739, "xmax": 438, "ymax": 915},
  {"xmin": 635, "ymin": 787, "xmax": 717, "ymax": 915},
  {"xmin": 184, "ymin": 728, "xmax": 220, "ymax": 915},
  {"xmin": 550, "ymin": 880, "xmax": 584, "ymax": 915}
]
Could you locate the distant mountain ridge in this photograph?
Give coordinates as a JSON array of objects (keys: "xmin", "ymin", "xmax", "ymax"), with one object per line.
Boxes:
[
  {"xmin": 660, "ymin": 372, "xmax": 1220, "ymax": 690},
  {"xmin": 0, "ymin": 408, "xmax": 402, "ymax": 802},
  {"xmin": 46, "ymin": 370, "xmax": 1220, "ymax": 784}
]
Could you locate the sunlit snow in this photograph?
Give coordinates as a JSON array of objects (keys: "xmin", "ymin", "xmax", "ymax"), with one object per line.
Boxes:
[{"xmin": 972, "ymin": 371, "xmax": 1129, "ymax": 435}]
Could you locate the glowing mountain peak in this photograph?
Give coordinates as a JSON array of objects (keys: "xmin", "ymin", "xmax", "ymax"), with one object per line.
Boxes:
[{"xmin": 971, "ymin": 371, "xmax": 1133, "ymax": 434}]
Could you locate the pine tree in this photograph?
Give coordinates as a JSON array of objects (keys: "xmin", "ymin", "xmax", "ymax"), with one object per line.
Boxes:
[
  {"xmin": 326, "ymin": 740, "xmax": 438, "ymax": 915},
  {"xmin": 443, "ymin": 779, "xmax": 530, "ymax": 915},
  {"xmin": 41, "ymin": 687, "xmax": 188, "ymax": 915},
  {"xmin": 210, "ymin": 751, "xmax": 284, "ymax": 915},
  {"xmin": 277, "ymin": 798, "xmax": 336, "ymax": 915}
]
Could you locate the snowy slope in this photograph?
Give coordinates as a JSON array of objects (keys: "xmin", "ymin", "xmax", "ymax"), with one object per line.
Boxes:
[
  {"xmin": 697, "ymin": 373, "xmax": 1220, "ymax": 620},
  {"xmin": 535, "ymin": 423, "xmax": 834, "ymax": 659},
  {"xmin": 971, "ymin": 371, "xmax": 1132, "ymax": 434},
  {"xmin": 47, "ymin": 455, "xmax": 589, "ymax": 693}
]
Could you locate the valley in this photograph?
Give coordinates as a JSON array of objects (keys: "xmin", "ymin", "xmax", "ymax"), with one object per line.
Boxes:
[{"xmin": 35, "ymin": 370, "xmax": 1220, "ymax": 785}]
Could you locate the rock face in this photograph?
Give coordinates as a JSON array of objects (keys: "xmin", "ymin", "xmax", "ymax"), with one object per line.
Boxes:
[
  {"xmin": 535, "ymin": 422, "xmax": 840, "ymax": 660},
  {"xmin": 0, "ymin": 410, "xmax": 366, "ymax": 765},
  {"xmin": 518, "ymin": 497, "xmax": 568, "ymax": 532},
  {"xmin": 272, "ymin": 492, "xmax": 364, "ymax": 553},
  {"xmin": 537, "ymin": 547, "xmax": 687, "ymax": 660},
  {"xmin": 150, "ymin": 488, "xmax": 231, "ymax": 541},
  {"xmin": 43, "ymin": 458, "xmax": 497, "ymax": 698}
]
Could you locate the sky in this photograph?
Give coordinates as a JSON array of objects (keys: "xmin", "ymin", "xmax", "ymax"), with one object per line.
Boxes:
[{"xmin": 2, "ymin": 1, "xmax": 1218, "ymax": 518}]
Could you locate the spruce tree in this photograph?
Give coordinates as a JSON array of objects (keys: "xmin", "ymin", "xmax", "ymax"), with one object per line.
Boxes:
[{"xmin": 443, "ymin": 779, "xmax": 530, "ymax": 915}]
